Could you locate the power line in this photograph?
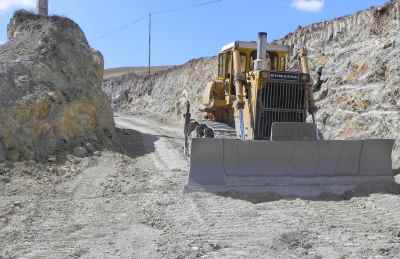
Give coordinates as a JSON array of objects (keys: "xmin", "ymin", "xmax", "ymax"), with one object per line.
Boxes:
[
  {"xmin": 95, "ymin": 0, "xmax": 223, "ymax": 40},
  {"xmin": 95, "ymin": 0, "xmax": 223, "ymax": 69},
  {"xmin": 95, "ymin": 15, "xmax": 147, "ymax": 40},
  {"xmin": 152, "ymin": 0, "xmax": 223, "ymax": 16},
  {"xmin": 147, "ymin": 0, "xmax": 223, "ymax": 73}
]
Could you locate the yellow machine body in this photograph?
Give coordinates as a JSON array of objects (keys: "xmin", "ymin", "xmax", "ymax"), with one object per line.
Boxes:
[{"xmin": 200, "ymin": 41, "xmax": 313, "ymax": 140}]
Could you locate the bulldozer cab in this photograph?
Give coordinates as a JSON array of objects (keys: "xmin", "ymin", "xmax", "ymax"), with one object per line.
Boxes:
[
  {"xmin": 250, "ymin": 49, "xmax": 288, "ymax": 72},
  {"xmin": 217, "ymin": 50, "xmax": 247, "ymax": 81},
  {"xmin": 217, "ymin": 42, "xmax": 290, "ymax": 98},
  {"xmin": 217, "ymin": 42, "xmax": 289, "ymax": 81}
]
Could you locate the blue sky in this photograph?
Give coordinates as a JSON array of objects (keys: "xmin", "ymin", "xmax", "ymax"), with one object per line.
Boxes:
[{"xmin": 0, "ymin": 0, "xmax": 388, "ymax": 68}]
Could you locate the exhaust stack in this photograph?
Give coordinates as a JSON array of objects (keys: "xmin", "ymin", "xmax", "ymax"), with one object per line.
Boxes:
[
  {"xmin": 37, "ymin": 0, "xmax": 48, "ymax": 16},
  {"xmin": 254, "ymin": 32, "xmax": 268, "ymax": 71}
]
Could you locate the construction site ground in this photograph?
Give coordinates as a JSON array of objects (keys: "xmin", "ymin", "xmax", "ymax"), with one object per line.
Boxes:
[{"xmin": 1, "ymin": 113, "xmax": 400, "ymax": 259}]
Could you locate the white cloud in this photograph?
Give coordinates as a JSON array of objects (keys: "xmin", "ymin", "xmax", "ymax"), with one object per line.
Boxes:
[
  {"xmin": 0, "ymin": 0, "xmax": 35, "ymax": 12},
  {"xmin": 291, "ymin": 0, "xmax": 325, "ymax": 12}
]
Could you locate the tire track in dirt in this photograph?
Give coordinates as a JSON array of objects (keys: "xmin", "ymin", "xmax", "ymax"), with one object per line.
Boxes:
[
  {"xmin": 115, "ymin": 114, "xmax": 212, "ymax": 258},
  {"xmin": 115, "ymin": 113, "xmax": 400, "ymax": 259}
]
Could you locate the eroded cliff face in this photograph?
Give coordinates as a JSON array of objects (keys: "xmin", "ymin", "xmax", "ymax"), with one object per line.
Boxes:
[
  {"xmin": 281, "ymin": 1, "xmax": 400, "ymax": 46},
  {"xmin": 0, "ymin": 11, "xmax": 115, "ymax": 161},
  {"xmin": 103, "ymin": 0, "xmax": 400, "ymax": 167}
]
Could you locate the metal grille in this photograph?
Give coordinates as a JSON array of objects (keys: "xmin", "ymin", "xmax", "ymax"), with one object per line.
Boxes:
[{"xmin": 255, "ymin": 80, "xmax": 306, "ymax": 140}]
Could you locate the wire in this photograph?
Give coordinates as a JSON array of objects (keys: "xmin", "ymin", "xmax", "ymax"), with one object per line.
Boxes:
[
  {"xmin": 96, "ymin": 15, "xmax": 147, "ymax": 40},
  {"xmin": 95, "ymin": 0, "xmax": 223, "ymax": 40},
  {"xmin": 152, "ymin": 0, "xmax": 223, "ymax": 16}
]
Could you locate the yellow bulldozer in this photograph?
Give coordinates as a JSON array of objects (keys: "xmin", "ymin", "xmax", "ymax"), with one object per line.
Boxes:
[{"xmin": 184, "ymin": 32, "xmax": 397, "ymax": 198}]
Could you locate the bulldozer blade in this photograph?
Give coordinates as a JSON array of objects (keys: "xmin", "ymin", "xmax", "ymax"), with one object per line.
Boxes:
[{"xmin": 185, "ymin": 138, "xmax": 398, "ymax": 198}]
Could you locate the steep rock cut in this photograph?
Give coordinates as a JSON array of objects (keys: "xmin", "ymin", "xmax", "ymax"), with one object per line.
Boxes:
[{"xmin": 0, "ymin": 11, "xmax": 115, "ymax": 161}]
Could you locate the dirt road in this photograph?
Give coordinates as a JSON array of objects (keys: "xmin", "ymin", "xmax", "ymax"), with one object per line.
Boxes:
[{"xmin": 1, "ymin": 113, "xmax": 400, "ymax": 259}]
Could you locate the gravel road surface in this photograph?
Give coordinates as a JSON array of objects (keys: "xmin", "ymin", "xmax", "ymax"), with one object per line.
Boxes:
[{"xmin": 1, "ymin": 113, "xmax": 400, "ymax": 259}]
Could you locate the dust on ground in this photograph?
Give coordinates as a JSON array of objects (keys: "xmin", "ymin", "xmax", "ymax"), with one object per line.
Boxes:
[{"xmin": 1, "ymin": 113, "xmax": 400, "ymax": 259}]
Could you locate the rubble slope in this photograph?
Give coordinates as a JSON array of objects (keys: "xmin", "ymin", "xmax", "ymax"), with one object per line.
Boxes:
[{"xmin": 0, "ymin": 11, "xmax": 115, "ymax": 162}]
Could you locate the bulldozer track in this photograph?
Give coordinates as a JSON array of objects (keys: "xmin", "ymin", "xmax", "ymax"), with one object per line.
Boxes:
[{"xmin": 199, "ymin": 120, "xmax": 237, "ymax": 139}]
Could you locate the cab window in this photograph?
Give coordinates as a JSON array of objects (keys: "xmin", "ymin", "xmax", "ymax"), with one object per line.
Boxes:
[
  {"xmin": 218, "ymin": 54, "xmax": 225, "ymax": 77},
  {"xmin": 250, "ymin": 50, "xmax": 257, "ymax": 71},
  {"xmin": 218, "ymin": 52, "xmax": 232, "ymax": 79},
  {"xmin": 268, "ymin": 51, "xmax": 279, "ymax": 71},
  {"xmin": 249, "ymin": 50, "xmax": 287, "ymax": 71},
  {"xmin": 226, "ymin": 53, "xmax": 232, "ymax": 78},
  {"xmin": 240, "ymin": 53, "xmax": 247, "ymax": 73},
  {"xmin": 280, "ymin": 56, "xmax": 286, "ymax": 71}
]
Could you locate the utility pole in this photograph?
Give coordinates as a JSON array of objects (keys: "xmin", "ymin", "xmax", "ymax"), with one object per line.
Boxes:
[
  {"xmin": 36, "ymin": 0, "xmax": 48, "ymax": 16},
  {"xmin": 148, "ymin": 12, "xmax": 152, "ymax": 75}
]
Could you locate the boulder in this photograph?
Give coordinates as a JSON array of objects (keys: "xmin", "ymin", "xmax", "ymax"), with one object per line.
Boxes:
[{"xmin": 0, "ymin": 11, "xmax": 115, "ymax": 161}]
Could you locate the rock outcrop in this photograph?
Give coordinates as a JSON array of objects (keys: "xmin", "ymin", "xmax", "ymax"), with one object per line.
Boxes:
[
  {"xmin": 103, "ymin": 0, "xmax": 400, "ymax": 168},
  {"xmin": 0, "ymin": 11, "xmax": 115, "ymax": 161}
]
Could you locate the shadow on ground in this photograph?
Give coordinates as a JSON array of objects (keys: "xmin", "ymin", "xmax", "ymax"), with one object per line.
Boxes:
[
  {"xmin": 215, "ymin": 184, "xmax": 400, "ymax": 204},
  {"xmin": 113, "ymin": 128, "xmax": 159, "ymax": 159}
]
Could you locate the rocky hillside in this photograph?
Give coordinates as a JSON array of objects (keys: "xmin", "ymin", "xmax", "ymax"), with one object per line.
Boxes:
[
  {"xmin": 103, "ymin": 0, "xmax": 400, "ymax": 167},
  {"xmin": 103, "ymin": 57, "xmax": 217, "ymax": 119},
  {"xmin": 0, "ymin": 11, "xmax": 115, "ymax": 162},
  {"xmin": 278, "ymin": 0, "xmax": 400, "ymax": 167}
]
